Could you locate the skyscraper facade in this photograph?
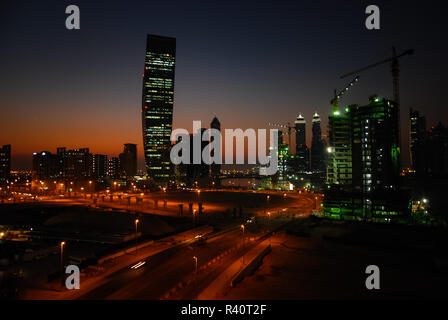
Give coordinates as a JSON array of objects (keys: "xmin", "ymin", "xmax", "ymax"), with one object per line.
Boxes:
[
  {"xmin": 0, "ymin": 145, "xmax": 11, "ymax": 185},
  {"xmin": 33, "ymin": 151, "xmax": 60, "ymax": 181},
  {"xmin": 93, "ymin": 154, "xmax": 108, "ymax": 179},
  {"xmin": 277, "ymin": 131, "xmax": 290, "ymax": 187},
  {"xmin": 294, "ymin": 114, "xmax": 309, "ymax": 172},
  {"xmin": 57, "ymin": 147, "xmax": 93, "ymax": 181},
  {"xmin": 409, "ymin": 108, "xmax": 426, "ymax": 173},
  {"xmin": 119, "ymin": 143, "xmax": 137, "ymax": 177},
  {"xmin": 107, "ymin": 157, "xmax": 120, "ymax": 179},
  {"xmin": 210, "ymin": 117, "xmax": 221, "ymax": 183},
  {"xmin": 177, "ymin": 129, "xmax": 210, "ymax": 188},
  {"xmin": 425, "ymin": 123, "xmax": 448, "ymax": 175},
  {"xmin": 327, "ymin": 110, "xmax": 352, "ymax": 187},
  {"xmin": 142, "ymin": 34, "xmax": 176, "ymax": 186},
  {"xmin": 350, "ymin": 97, "xmax": 400, "ymax": 195},
  {"xmin": 311, "ymin": 112, "xmax": 326, "ymax": 173}
]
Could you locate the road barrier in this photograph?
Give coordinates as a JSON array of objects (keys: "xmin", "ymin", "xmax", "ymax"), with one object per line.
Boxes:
[
  {"xmin": 97, "ymin": 239, "xmax": 153, "ymax": 264},
  {"xmin": 98, "ymin": 225, "xmax": 213, "ymax": 265},
  {"xmin": 230, "ymin": 244, "xmax": 271, "ymax": 287}
]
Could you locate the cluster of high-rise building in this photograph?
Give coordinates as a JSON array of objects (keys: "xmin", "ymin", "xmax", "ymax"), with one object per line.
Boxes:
[
  {"xmin": 32, "ymin": 144, "xmax": 137, "ymax": 182},
  {"xmin": 323, "ymin": 95, "xmax": 407, "ymax": 222},
  {"xmin": 173, "ymin": 117, "xmax": 222, "ymax": 188},
  {"xmin": 141, "ymin": 34, "xmax": 225, "ymax": 189},
  {"xmin": 271, "ymin": 112, "xmax": 327, "ymax": 189},
  {"xmin": 294, "ymin": 112, "xmax": 327, "ymax": 175}
]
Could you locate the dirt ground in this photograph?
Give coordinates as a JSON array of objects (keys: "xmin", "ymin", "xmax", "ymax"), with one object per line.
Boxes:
[{"xmin": 216, "ymin": 229, "xmax": 448, "ymax": 299}]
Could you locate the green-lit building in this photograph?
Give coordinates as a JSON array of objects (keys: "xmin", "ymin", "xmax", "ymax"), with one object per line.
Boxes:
[
  {"xmin": 273, "ymin": 131, "xmax": 291, "ymax": 189},
  {"xmin": 141, "ymin": 34, "xmax": 176, "ymax": 186},
  {"xmin": 324, "ymin": 96, "xmax": 407, "ymax": 222},
  {"xmin": 327, "ymin": 109, "xmax": 352, "ymax": 187}
]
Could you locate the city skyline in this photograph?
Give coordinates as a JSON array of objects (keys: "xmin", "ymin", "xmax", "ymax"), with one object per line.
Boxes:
[
  {"xmin": 2, "ymin": 1, "xmax": 448, "ymax": 303},
  {"xmin": 1, "ymin": 1, "xmax": 447, "ymax": 170}
]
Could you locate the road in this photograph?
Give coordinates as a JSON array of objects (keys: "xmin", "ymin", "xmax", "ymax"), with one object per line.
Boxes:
[
  {"xmin": 12, "ymin": 190, "xmax": 319, "ymax": 300},
  {"xmin": 78, "ymin": 228, "xmax": 245, "ymax": 300}
]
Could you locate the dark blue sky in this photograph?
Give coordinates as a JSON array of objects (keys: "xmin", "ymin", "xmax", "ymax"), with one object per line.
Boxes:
[{"xmin": 1, "ymin": 0, "xmax": 447, "ymax": 169}]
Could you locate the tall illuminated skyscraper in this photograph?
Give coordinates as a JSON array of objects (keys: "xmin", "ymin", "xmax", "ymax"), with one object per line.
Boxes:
[
  {"xmin": 311, "ymin": 112, "xmax": 326, "ymax": 173},
  {"xmin": 142, "ymin": 34, "xmax": 176, "ymax": 186},
  {"xmin": 295, "ymin": 114, "xmax": 309, "ymax": 172}
]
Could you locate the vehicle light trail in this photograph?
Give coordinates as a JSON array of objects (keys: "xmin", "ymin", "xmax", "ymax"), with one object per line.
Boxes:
[{"xmin": 131, "ymin": 261, "xmax": 146, "ymax": 269}]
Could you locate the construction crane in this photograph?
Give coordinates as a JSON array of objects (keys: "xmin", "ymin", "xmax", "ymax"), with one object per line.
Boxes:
[
  {"xmin": 340, "ymin": 46, "xmax": 414, "ymax": 108},
  {"xmin": 330, "ymin": 76, "xmax": 360, "ymax": 112},
  {"xmin": 268, "ymin": 122, "xmax": 295, "ymax": 150},
  {"xmin": 340, "ymin": 47, "xmax": 414, "ymax": 168}
]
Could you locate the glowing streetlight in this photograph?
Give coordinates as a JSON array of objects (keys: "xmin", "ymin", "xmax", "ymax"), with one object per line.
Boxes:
[
  {"xmin": 193, "ymin": 256, "xmax": 198, "ymax": 273},
  {"xmin": 60, "ymin": 241, "xmax": 66, "ymax": 287},
  {"xmin": 240, "ymin": 225, "xmax": 246, "ymax": 264},
  {"xmin": 135, "ymin": 219, "xmax": 140, "ymax": 253}
]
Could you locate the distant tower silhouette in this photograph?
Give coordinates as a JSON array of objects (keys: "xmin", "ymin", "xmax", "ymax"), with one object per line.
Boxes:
[
  {"xmin": 210, "ymin": 116, "xmax": 221, "ymax": 185},
  {"xmin": 295, "ymin": 114, "xmax": 310, "ymax": 172}
]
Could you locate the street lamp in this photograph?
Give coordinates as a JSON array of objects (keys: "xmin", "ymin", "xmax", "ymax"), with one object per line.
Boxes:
[
  {"xmin": 240, "ymin": 225, "xmax": 246, "ymax": 264},
  {"xmin": 135, "ymin": 219, "xmax": 140, "ymax": 253},
  {"xmin": 193, "ymin": 256, "xmax": 198, "ymax": 273},
  {"xmin": 60, "ymin": 241, "xmax": 66, "ymax": 288}
]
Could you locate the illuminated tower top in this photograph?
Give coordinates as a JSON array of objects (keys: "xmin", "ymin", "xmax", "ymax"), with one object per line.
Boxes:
[{"xmin": 295, "ymin": 113, "xmax": 306, "ymax": 125}]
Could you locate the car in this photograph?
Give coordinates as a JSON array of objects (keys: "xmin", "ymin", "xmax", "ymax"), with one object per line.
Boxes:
[{"xmin": 194, "ymin": 234, "xmax": 206, "ymax": 246}]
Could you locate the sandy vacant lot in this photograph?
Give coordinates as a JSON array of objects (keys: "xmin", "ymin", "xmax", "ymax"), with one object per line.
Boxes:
[{"xmin": 217, "ymin": 229, "xmax": 448, "ymax": 299}]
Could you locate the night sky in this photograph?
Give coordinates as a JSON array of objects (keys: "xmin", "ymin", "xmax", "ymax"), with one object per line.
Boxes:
[{"xmin": 1, "ymin": 0, "xmax": 447, "ymax": 169}]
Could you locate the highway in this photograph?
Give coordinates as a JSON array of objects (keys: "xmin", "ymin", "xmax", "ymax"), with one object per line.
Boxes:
[
  {"xmin": 78, "ymin": 228, "xmax": 245, "ymax": 300},
  {"xmin": 10, "ymin": 190, "xmax": 319, "ymax": 300}
]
